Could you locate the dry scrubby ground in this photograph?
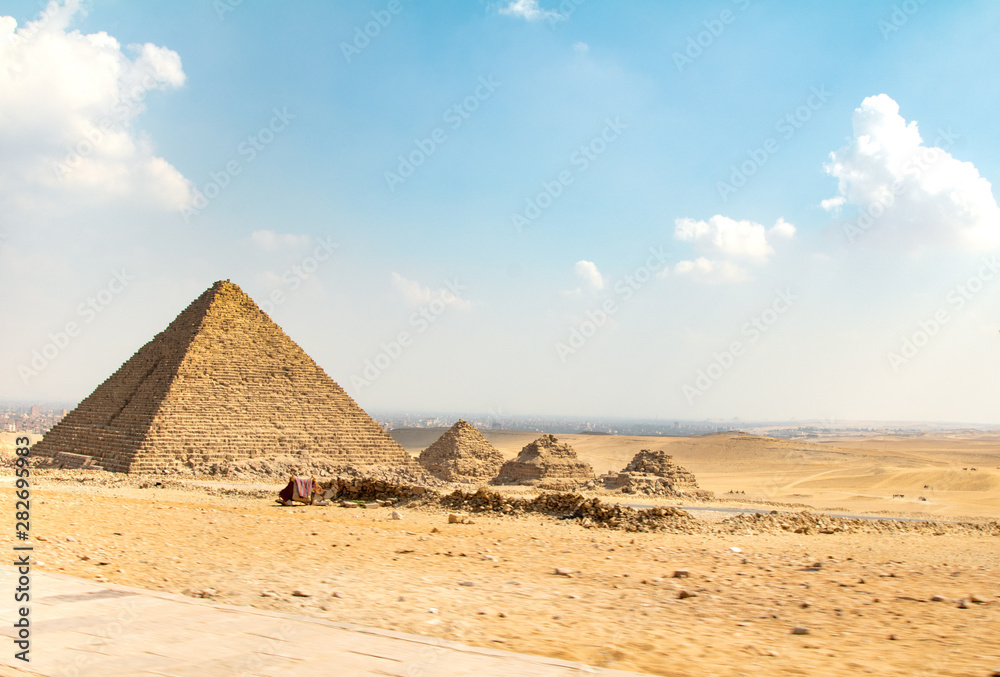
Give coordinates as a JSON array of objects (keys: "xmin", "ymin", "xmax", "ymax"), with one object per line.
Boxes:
[{"xmin": 13, "ymin": 471, "xmax": 1000, "ymax": 677}]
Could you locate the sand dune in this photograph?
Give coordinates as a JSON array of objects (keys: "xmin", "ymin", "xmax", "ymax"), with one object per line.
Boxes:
[{"xmin": 392, "ymin": 428, "xmax": 1000, "ymax": 519}]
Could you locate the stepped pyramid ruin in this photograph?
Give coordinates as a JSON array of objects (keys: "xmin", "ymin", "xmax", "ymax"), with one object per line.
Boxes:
[
  {"xmin": 492, "ymin": 434, "xmax": 594, "ymax": 490},
  {"xmin": 417, "ymin": 419, "xmax": 504, "ymax": 483},
  {"xmin": 601, "ymin": 449, "xmax": 711, "ymax": 499},
  {"xmin": 33, "ymin": 280, "xmax": 423, "ymax": 476}
]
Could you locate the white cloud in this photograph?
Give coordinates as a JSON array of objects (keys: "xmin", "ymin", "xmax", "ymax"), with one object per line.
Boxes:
[
  {"xmin": 572, "ymin": 41, "xmax": 589, "ymax": 53},
  {"xmin": 673, "ymin": 215, "xmax": 793, "ymax": 284},
  {"xmin": 820, "ymin": 196, "xmax": 846, "ymax": 212},
  {"xmin": 824, "ymin": 94, "xmax": 1000, "ymax": 249},
  {"xmin": 573, "ymin": 260, "xmax": 605, "ymax": 291},
  {"xmin": 497, "ymin": 0, "xmax": 564, "ymax": 23},
  {"xmin": 769, "ymin": 217, "xmax": 797, "ymax": 240},
  {"xmin": 674, "ymin": 215, "xmax": 793, "ymax": 263},
  {"xmin": 391, "ymin": 273, "xmax": 473, "ymax": 311},
  {"xmin": 0, "ymin": 0, "xmax": 193, "ymax": 213},
  {"xmin": 673, "ymin": 257, "xmax": 748, "ymax": 283},
  {"xmin": 249, "ymin": 230, "xmax": 311, "ymax": 251}
]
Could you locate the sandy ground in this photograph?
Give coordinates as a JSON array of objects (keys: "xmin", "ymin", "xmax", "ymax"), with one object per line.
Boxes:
[
  {"xmin": 9, "ymin": 431, "xmax": 1000, "ymax": 676},
  {"xmin": 395, "ymin": 430, "xmax": 1000, "ymax": 520}
]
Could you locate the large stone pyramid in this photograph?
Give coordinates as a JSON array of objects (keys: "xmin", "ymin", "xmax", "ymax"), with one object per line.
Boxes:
[
  {"xmin": 492, "ymin": 434, "xmax": 594, "ymax": 490},
  {"xmin": 417, "ymin": 419, "xmax": 504, "ymax": 482},
  {"xmin": 33, "ymin": 280, "xmax": 421, "ymax": 475}
]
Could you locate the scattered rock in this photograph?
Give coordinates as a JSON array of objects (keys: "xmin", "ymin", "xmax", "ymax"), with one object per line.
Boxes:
[
  {"xmin": 332, "ymin": 591, "xmax": 344, "ymax": 599},
  {"xmin": 970, "ymin": 594, "xmax": 987, "ymax": 604},
  {"xmin": 459, "ymin": 580, "xmax": 475, "ymax": 587},
  {"xmin": 791, "ymin": 626, "xmax": 810, "ymax": 635},
  {"xmin": 930, "ymin": 594, "xmax": 947, "ymax": 602},
  {"xmin": 554, "ymin": 567, "xmax": 574, "ymax": 577},
  {"xmin": 391, "ymin": 510, "xmax": 403, "ymax": 520},
  {"xmin": 673, "ymin": 569, "xmax": 691, "ymax": 579},
  {"xmin": 260, "ymin": 591, "xmax": 278, "ymax": 598},
  {"xmin": 678, "ymin": 589, "xmax": 698, "ymax": 599},
  {"xmin": 291, "ymin": 590, "xmax": 312, "ymax": 598}
]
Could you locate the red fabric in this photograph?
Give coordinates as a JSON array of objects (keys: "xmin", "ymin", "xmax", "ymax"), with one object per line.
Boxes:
[
  {"xmin": 278, "ymin": 480, "xmax": 295, "ymax": 502},
  {"xmin": 293, "ymin": 477, "xmax": 314, "ymax": 501}
]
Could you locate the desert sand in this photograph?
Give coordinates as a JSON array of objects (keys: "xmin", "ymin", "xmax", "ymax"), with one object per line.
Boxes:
[{"xmin": 8, "ymin": 430, "xmax": 999, "ymax": 676}]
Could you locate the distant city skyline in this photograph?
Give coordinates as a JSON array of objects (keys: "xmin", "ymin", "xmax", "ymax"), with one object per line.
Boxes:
[{"xmin": 2, "ymin": 1, "xmax": 999, "ymax": 424}]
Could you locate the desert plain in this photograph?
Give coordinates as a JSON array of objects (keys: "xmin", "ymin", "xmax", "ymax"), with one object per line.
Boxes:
[{"xmin": 3, "ymin": 429, "xmax": 999, "ymax": 676}]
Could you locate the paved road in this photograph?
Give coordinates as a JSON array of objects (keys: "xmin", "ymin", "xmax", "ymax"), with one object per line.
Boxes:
[{"xmin": 0, "ymin": 568, "xmax": 646, "ymax": 676}]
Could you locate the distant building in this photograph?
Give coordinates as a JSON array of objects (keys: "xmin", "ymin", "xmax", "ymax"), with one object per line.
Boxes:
[
  {"xmin": 30, "ymin": 405, "xmax": 41, "ymax": 417},
  {"xmin": 5, "ymin": 423, "xmax": 15, "ymax": 432},
  {"xmin": 60, "ymin": 409, "xmax": 68, "ymax": 417}
]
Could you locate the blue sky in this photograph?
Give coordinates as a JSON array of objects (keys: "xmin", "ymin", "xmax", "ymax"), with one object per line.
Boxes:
[{"xmin": 2, "ymin": 0, "xmax": 999, "ymax": 423}]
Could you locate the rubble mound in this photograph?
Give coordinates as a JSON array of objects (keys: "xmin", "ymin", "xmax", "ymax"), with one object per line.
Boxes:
[
  {"xmin": 601, "ymin": 449, "xmax": 712, "ymax": 499},
  {"xmin": 492, "ymin": 434, "xmax": 594, "ymax": 490},
  {"xmin": 418, "ymin": 420, "xmax": 504, "ymax": 482},
  {"xmin": 439, "ymin": 487, "xmax": 700, "ymax": 533},
  {"xmin": 717, "ymin": 510, "xmax": 1000, "ymax": 537}
]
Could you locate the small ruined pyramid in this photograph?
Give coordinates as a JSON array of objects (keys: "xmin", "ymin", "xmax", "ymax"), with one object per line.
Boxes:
[
  {"xmin": 418, "ymin": 419, "xmax": 504, "ymax": 482},
  {"xmin": 33, "ymin": 280, "xmax": 422, "ymax": 475},
  {"xmin": 492, "ymin": 434, "xmax": 594, "ymax": 490},
  {"xmin": 602, "ymin": 449, "xmax": 711, "ymax": 499}
]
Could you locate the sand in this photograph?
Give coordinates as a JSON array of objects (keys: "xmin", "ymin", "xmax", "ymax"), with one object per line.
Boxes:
[
  {"xmin": 395, "ymin": 430, "xmax": 1000, "ymax": 520},
  {"xmin": 11, "ymin": 431, "xmax": 1000, "ymax": 676}
]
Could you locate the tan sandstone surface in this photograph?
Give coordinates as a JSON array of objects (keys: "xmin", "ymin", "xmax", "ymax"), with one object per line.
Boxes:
[
  {"xmin": 493, "ymin": 434, "xmax": 595, "ymax": 489},
  {"xmin": 31, "ymin": 280, "xmax": 421, "ymax": 477},
  {"xmin": 8, "ymin": 432, "xmax": 999, "ymax": 677},
  {"xmin": 418, "ymin": 420, "xmax": 504, "ymax": 482},
  {"xmin": 394, "ymin": 430, "xmax": 1000, "ymax": 520}
]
